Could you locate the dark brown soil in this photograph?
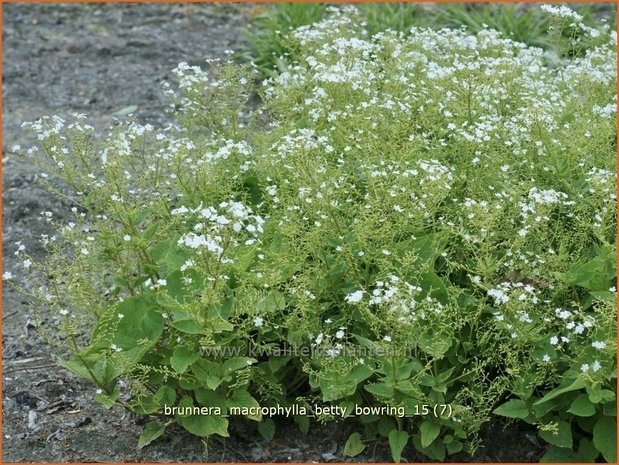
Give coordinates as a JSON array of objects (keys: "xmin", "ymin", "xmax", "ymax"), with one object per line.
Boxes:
[{"xmin": 2, "ymin": 4, "xmax": 544, "ymax": 462}]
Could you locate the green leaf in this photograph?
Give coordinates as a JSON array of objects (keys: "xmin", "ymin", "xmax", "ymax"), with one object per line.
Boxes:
[
  {"xmin": 94, "ymin": 389, "xmax": 119, "ymax": 409},
  {"xmin": 587, "ymin": 384, "xmax": 616, "ymax": 404},
  {"xmin": 412, "ymin": 434, "xmax": 446, "ymax": 461},
  {"xmin": 138, "ymin": 421, "xmax": 166, "ymax": 449},
  {"xmin": 269, "ymin": 230, "xmax": 289, "ymax": 254},
  {"xmin": 396, "ymin": 359, "xmax": 423, "ymax": 380},
  {"xmin": 227, "ymin": 389, "xmax": 261, "ymax": 420},
  {"xmin": 534, "ymin": 378, "xmax": 586, "ymax": 405},
  {"xmin": 344, "ymin": 432, "xmax": 366, "ymax": 457},
  {"xmin": 593, "ymin": 415, "xmax": 617, "ymax": 462},
  {"xmin": 388, "ymin": 430, "xmax": 409, "ymax": 463},
  {"xmin": 176, "ymin": 397, "xmax": 229, "ymax": 438},
  {"xmin": 170, "ymin": 318, "xmax": 203, "ymax": 334},
  {"xmin": 154, "ymin": 385, "xmax": 176, "ymax": 406},
  {"xmin": 566, "ymin": 258, "xmax": 613, "ymax": 292},
  {"xmin": 378, "ymin": 417, "xmax": 397, "ymax": 438},
  {"xmin": 567, "ymin": 394, "xmax": 596, "ymax": 417},
  {"xmin": 493, "ymin": 399, "xmax": 530, "ymax": 419},
  {"xmin": 418, "ymin": 271, "xmax": 449, "ymax": 304},
  {"xmin": 541, "ymin": 445, "xmax": 577, "ymax": 462},
  {"xmin": 446, "ymin": 439, "xmax": 463, "ymax": 454},
  {"xmin": 539, "ymin": 420, "xmax": 572, "ymax": 449},
  {"xmin": 420, "ymin": 420, "xmax": 440, "ymax": 448},
  {"xmin": 268, "ymin": 356, "xmax": 290, "ymax": 373},
  {"xmin": 418, "ymin": 332, "xmax": 451, "ymax": 357},
  {"xmin": 576, "ymin": 437, "xmax": 600, "ymax": 462},
  {"xmin": 223, "ymin": 357, "xmax": 256, "ymax": 375},
  {"xmin": 195, "ymin": 388, "xmax": 227, "ymax": 409},
  {"xmin": 365, "ymin": 382, "xmax": 394, "ymax": 398},
  {"xmin": 256, "ymin": 291, "xmax": 286, "ymax": 313},
  {"xmin": 258, "ymin": 418, "xmax": 276, "ymax": 441},
  {"xmin": 603, "ymin": 400, "xmax": 617, "ymax": 417},
  {"xmin": 163, "ymin": 269, "xmax": 202, "ymax": 303},
  {"xmin": 345, "ymin": 363, "xmax": 374, "ymax": 385},
  {"xmin": 170, "ymin": 346, "xmax": 199, "ymax": 373},
  {"xmin": 294, "ymin": 414, "xmax": 309, "ymax": 435},
  {"xmin": 81, "ymin": 295, "xmax": 164, "ymax": 385},
  {"xmin": 209, "ymin": 317, "xmax": 234, "ymax": 333},
  {"xmin": 191, "ymin": 359, "xmax": 222, "ymax": 389}
]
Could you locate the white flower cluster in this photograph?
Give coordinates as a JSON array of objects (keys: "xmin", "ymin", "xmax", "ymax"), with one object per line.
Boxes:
[
  {"xmin": 172, "ymin": 61, "xmax": 210, "ymax": 91},
  {"xmin": 488, "ymin": 281, "xmax": 540, "ymax": 307},
  {"xmin": 346, "ymin": 275, "xmax": 443, "ymax": 323},
  {"xmin": 174, "ymin": 200, "xmax": 265, "ymax": 259},
  {"xmin": 540, "ymin": 4, "xmax": 583, "ymax": 23}
]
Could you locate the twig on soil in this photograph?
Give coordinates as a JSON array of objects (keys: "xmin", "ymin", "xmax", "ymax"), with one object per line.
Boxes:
[
  {"xmin": 4, "ymin": 362, "xmax": 57, "ymax": 373},
  {"xmin": 6, "ymin": 356, "xmax": 46, "ymax": 365}
]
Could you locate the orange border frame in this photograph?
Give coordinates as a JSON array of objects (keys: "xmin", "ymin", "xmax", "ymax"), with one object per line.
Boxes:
[{"xmin": 0, "ymin": 1, "xmax": 617, "ymax": 464}]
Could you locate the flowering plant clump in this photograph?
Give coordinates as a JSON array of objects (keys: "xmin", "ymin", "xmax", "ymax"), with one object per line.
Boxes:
[{"xmin": 12, "ymin": 5, "xmax": 616, "ymax": 462}]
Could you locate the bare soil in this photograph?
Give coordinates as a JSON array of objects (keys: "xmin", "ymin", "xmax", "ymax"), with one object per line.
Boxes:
[{"xmin": 2, "ymin": 4, "xmax": 544, "ymax": 462}]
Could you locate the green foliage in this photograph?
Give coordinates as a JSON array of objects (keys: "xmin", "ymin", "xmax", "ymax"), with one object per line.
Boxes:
[
  {"xmin": 243, "ymin": 3, "xmax": 326, "ymax": 77},
  {"xmin": 16, "ymin": 4, "xmax": 616, "ymax": 463}
]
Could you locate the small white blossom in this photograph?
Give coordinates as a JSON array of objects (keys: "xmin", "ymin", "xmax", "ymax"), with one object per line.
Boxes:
[
  {"xmin": 591, "ymin": 360, "xmax": 602, "ymax": 372},
  {"xmin": 580, "ymin": 363, "xmax": 590, "ymax": 372},
  {"xmin": 344, "ymin": 290, "xmax": 364, "ymax": 304}
]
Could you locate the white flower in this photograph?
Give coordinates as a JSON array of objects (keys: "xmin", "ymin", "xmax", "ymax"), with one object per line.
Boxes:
[
  {"xmin": 383, "ymin": 335, "xmax": 392, "ymax": 342},
  {"xmin": 592, "ymin": 360, "xmax": 602, "ymax": 372},
  {"xmin": 253, "ymin": 316, "xmax": 264, "ymax": 327},
  {"xmin": 344, "ymin": 290, "xmax": 363, "ymax": 304},
  {"xmin": 315, "ymin": 333, "xmax": 324, "ymax": 345},
  {"xmin": 23, "ymin": 259, "xmax": 32, "ymax": 269},
  {"xmin": 80, "ymin": 248, "xmax": 89, "ymax": 256},
  {"xmin": 591, "ymin": 341, "xmax": 606, "ymax": 350},
  {"xmin": 95, "ymin": 389, "xmax": 103, "ymax": 394},
  {"xmin": 542, "ymin": 354, "xmax": 551, "ymax": 362},
  {"xmin": 550, "ymin": 336, "xmax": 558, "ymax": 345},
  {"xmin": 2, "ymin": 272, "xmax": 12, "ymax": 280},
  {"xmin": 117, "ymin": 313, "xmax": 125, "ymax": 319},
  {"xmin": 580, "ymin": 363, "xmax": 590, "ymax": 372},
  {"xmin": 123, "ymin": 235, "xmax": 131, "ymax": 241},
  {"xmin": 335, "ymin": 330, "xmax": 345, "ymax": 339},
  {"xmin": 156, "ymin": 279, "xmax": 167, "ymax": 287}
]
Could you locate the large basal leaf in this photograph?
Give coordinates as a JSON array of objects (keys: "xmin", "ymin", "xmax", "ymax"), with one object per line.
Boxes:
[
  {"xmin": 493, "ymin": 399, "xmax": 530, "ymax": 419},
  {"xmin": 66, "ymin": 295, "xmax": 164, "ymax": 386},
  {"xmin": 388, "ymin": 430, "xmax": 409, "ymax": 463},
  {"xmin": 593, "ymin": 415, "xmax": 617, "ymax": 463},
  {"xmin": 176, "ymin": 396, "xmax": 229, "ymax": 438}
]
